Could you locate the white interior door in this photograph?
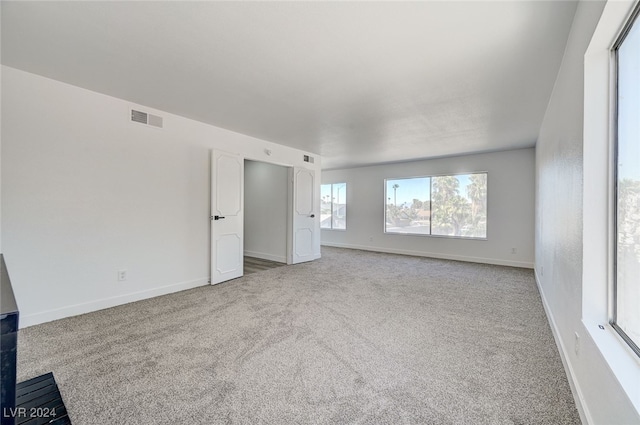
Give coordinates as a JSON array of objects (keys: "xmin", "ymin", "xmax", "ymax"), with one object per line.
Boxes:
[
  {"xmin": 211, "ymin": 150, "xmax": 244, "ymax": 284},
  {"xmin": 290, "ymin": 167, "xmax": 316, "ymax": 264}
]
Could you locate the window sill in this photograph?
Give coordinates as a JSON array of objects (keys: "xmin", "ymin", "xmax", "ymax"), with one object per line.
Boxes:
[
  {"xmin": 384, "ymin": 231, "xmax": 487, "ymax": 241},
  {"xmin": 584, "ymin": 320, "xmax": 640, "ymax": 415}
]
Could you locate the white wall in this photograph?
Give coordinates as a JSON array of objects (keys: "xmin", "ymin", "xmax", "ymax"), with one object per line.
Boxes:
[
  {"xmin": 536, "ymin": 0, "xmax": 640, "ymax": 423},
  {"xmin": 321, "ymin": 148, "xmax": 535, "ymax": 268},
  {"xmin": 1, "ymin": 66, "xmax": 321, "ymax": 327},
  {"xmin": 244, "ymin": 160, "xmax": 288, "ymax": 263}
]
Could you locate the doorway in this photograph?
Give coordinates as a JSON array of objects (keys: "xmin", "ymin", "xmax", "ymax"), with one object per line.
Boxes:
[
  {"xmin": 244, "ymin": 159, "xmax": 289, "ymax": 274},
  {"xmin": 210, "ymin": 150, "xmax": 318, "ymax": 285}
]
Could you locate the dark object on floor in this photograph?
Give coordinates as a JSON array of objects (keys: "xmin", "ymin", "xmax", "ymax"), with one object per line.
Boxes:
[
  {"xmin": 1, "ymin": 254, "xmax": 19, "ymax": 425},
  {"xmin": 13, "ymin": 373, "xmax": 71, "ymax": 424}
]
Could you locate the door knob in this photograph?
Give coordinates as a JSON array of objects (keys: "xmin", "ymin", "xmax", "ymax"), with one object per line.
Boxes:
[
  {"xmin": 213, "ymin": 215, "xmax": 226, "ymax": 220},
  {"xmin": 310, "ymin": 214, "xmax": 315, "ymax": 218}
]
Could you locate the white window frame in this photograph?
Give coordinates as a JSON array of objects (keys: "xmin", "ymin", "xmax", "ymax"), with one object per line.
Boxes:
[
  {"xmin": 583, "ymin": 0, "xmax": 640, "ymax": 418},
  {"xmin": 320, "ymin": 183, "xmax": 347, "ymax": 231},
  {"xmin": 383, "ymin": 172, "xmax": 488, "ymax": 240},
  {"xmin": 612, "ymin": 3, "xmax": 640, "ymax": 357}
]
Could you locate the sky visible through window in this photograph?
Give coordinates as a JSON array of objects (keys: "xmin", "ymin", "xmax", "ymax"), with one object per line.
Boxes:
[
  {"xmin": 386, "ymin": 177, "xmax": 430, "ymax": 206},
  {"xmin": 618, "ymin": 16, "xmax": 640, "ymax": 182},
  {"xmin": 386, "ymin": 175, "xmax": 475, "ymax": 206}
]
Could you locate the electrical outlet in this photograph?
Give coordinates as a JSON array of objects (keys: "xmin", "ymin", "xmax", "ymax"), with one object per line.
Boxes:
[
  {"xmin": 574, "ymin": 332, "xmax": 580, "ymax": 356},
  {"xmin": 369, "ymin": 236, "xmax": 373, "ymax": 242},
  {"xmin": 118, "ymin": 270, "xmax": 127, "ymax": 281},
  {"xmin": 511, "ymin": 248, "xmax": 517, "ymax": 254}
]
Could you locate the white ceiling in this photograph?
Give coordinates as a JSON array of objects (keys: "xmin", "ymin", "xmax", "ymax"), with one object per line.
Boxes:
[{"xmin": 1, "ymin": 1, "xmax": 578, "ymax": 169}]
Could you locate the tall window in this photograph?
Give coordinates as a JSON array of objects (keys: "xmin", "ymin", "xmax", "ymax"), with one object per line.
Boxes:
[
  {"xmin": 385, "ymin": 173, "xmax": 487, "ymax": 239},
  {"xmin": 385, "ymin": 177, "xmax": 431, "ymax": 235},
  {"xmin": 613, "ymin": 8, "xmax": 640, "ymax": 356},
  {"xmin": 321, "ymin": 183, "xmax": 347, "ymax": 230}
]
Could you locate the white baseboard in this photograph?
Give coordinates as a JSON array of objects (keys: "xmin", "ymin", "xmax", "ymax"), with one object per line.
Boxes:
[
  {"xmin": 321, "ymin": 242, "xmax": 534, "ymax": 269},
  {"xmin": 19, "ymin": 277, "xmax": 209, "ymax": 328},
  {"xmin": 244, "ymin": 250, "xmax": 287, "ymax": 263},
  {"xmin": 534, "ymin": 269, "xmax": 591, "ymax": 425}
]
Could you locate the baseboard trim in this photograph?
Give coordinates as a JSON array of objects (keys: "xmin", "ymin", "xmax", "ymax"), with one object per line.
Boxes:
[
  {"xmin": 19, "ymin": 277, "xmax": 209, "ymax": 329},
  {"xmin": 321, "ymin": 242, "xmax": 534, "ymax": 269},
  {"xmin": 243, "ymin": 250, "xmax": 287, "ymax": 263},
  {"xmin": 534, "ymin": 269, "xmax": 591, "ymax": 425}
]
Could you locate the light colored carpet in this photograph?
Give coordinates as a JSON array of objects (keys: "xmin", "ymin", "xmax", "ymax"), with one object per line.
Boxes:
[{"xmin": 17, "ymin": 247, "xmax": 579, "ymax": 424}]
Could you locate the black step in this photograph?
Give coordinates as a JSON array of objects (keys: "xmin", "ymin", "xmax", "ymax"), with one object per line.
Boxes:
[{"xmin": 8, "ymin": 373, "xmax": 71, "ymax": 425}]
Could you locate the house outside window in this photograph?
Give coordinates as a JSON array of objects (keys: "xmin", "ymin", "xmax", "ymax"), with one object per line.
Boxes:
[{"xmin": 321, "ymin": 183, "xmax": 347, "ymax": 230}]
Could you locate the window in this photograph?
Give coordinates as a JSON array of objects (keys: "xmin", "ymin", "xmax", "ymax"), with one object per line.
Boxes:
[
  {"xmin": 385, "ymin": 173, "xmax": 487, "ymax": 238},
  {"xmin": 321, "ymin": 183, "xmax": 346, "ymax": 230},
  {"xmin": 385, "ymin": 177, "xmax": 431, "ymax": 235},
  {"xmin": 613, "ymin": 8, "xmax": 640, "ymax": 356}
]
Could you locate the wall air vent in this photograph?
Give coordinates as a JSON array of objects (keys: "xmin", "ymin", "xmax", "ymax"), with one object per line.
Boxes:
[
  {"xmin": 131, "ymin": 109, "xmax": 147, "ymax": 124},
  {"xmin": 303, "ymin": 155, "xmax": 314, "ymax": 164},
  {"xmin": 130, "ymin": 109, "xmax": 163, "ymax": 129},
  {"xmin": 148, "ymin": 114, "xmax": 163, "ymax": 128}
]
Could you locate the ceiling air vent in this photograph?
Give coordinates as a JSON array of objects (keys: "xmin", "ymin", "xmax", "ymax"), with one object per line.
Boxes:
[
  {"xmin": 130, "ymin": 109, "xmax": 163, "ymax": 129},
  {"xmin": 303, "ymin": 155, "xmax": 314, "ymax": 164}
]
